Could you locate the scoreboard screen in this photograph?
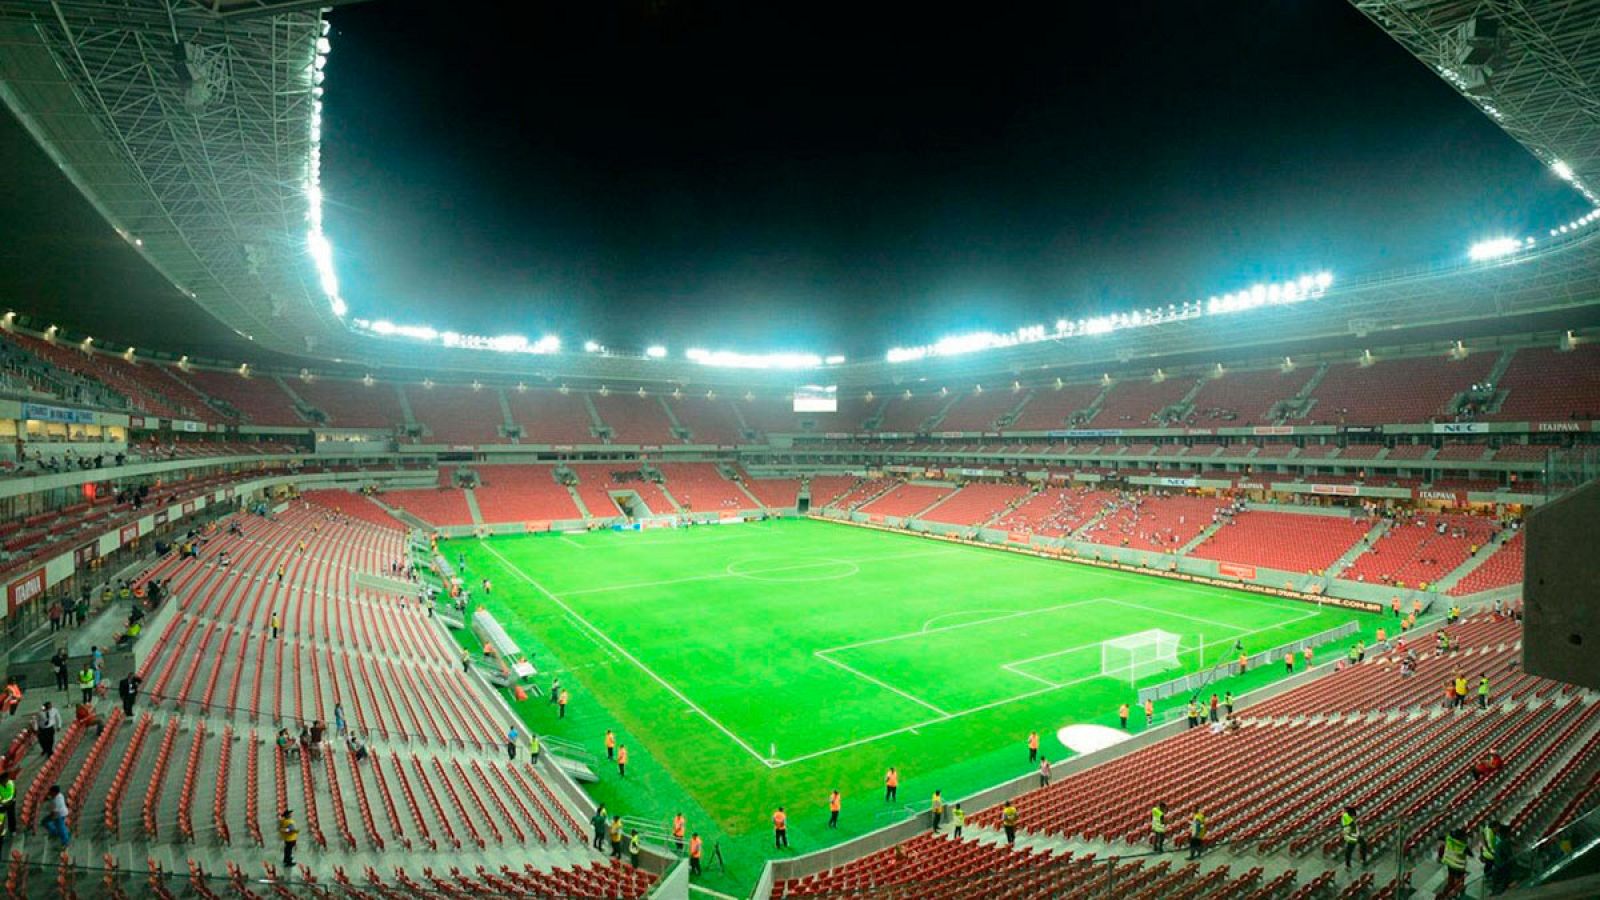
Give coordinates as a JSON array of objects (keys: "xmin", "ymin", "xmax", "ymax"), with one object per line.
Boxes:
[{"xmin": 794, "ymin": 385, "xmax": 838, "ymax": 413}]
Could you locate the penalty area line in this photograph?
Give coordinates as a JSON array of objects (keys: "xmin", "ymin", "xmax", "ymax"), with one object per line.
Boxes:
[{"xmin": 481, "ymin": 542, "xmax": 778, "ymax": 769}]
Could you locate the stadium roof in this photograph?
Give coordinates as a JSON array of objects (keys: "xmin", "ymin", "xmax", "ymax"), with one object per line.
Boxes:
[{"xmin": 1351, "ymin": 0, "xmax": 1600, "ymax": 206}]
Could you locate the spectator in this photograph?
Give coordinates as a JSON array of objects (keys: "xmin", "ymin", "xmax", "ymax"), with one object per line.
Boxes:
[
  {"xmin": 40, "ymin": 785, "xmax": 70, "ymax": 847},
  {"xmin": 35, "ymin": 702, "xmax": 60, "ymax": 757}
]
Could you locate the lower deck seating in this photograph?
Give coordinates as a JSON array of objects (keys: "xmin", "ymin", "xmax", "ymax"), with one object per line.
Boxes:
[
  {"xmin": 299, "ymin": 490, "xmax": 404, "ymax": 531},
  {"xmin": 471, "ymin": 465, "xmax": 583, "ymax": 524},
  {"xmin": 1189, "ymin": 510, "xmax": 1371, "ymax": 573},
  {"xmin": 1448, "ymin": 532, "xmax": 1526, "ymax": 596},
  {"xmin": 858, "ymin": 483, "xmax": 955, "ymax": 518},
  {"xmin": 379, "ymin": 488, "xmax": 475, "ymax": 527},
  {"xmin": 920, "ymin": 483, "xmax": 1032, "ymax": 526},
  {"xmin": 992, "ymin": 487, "xmax": 1116, "ymax": 537},
  {"xmin": 657, "ymin": 462, "xmax": 757, "ymax": 513},
  {"xmin": 1078, "ymin": 493, "xmax": 1220, "ymax": 552},
  {"xmin": 1341, "ymin": 514, "xmax": 1498, "ymax": 588}
]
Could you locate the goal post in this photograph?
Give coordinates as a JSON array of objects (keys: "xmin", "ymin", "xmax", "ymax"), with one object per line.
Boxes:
[{"xmin": 1101, "ymin": 629, "xmax": 1183, "ymax": 684}]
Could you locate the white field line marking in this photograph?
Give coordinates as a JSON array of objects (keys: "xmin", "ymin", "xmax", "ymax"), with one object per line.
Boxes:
[
  {"xmin": 811, "ymin": 651, "xmax": 950, "ymax": 717},
  {"xmin": 553, "ymin": 547, "xmax": 963, "ymax": 597},
  {"xmin": 482, "ymin": 542, "xmax": 776, "ymax": 768},
  {"xmin": 558, "ymin": 536, "xmax": 589, "ymax": 550},
  {"xmin": 565, "ymin": 614, "xmax": 621, "ymax": 663},
  {"xmin": 919, "ymin": 609, "xmax": 1015, "ymax": 632},
  {"xmin": 778, "ymin": 601, "xmax": 1322, "ymax": 767},
  {"xmin": 816, "ymin": 600, "xmax": 1101, "ymax": 654}
]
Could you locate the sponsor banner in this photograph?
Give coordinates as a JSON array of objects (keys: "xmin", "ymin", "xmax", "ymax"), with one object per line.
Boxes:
[
  {"xmin": 1048, "ymin": 471, "xmax": 1074, "ymax": 482},
  {"xmin": 641, "ymin": 445, "xmax": 661, "ymax": 451},
  {"xmin": 1536, "ymin": 421, "xmax": 1585, "ymax": 433},
  {"xmin": 924, "ymin": 468, "xmax": 945, "ymax": 479},
  {"xmin": 224, "ymin": 487, "xmax": 236, "ymax": 499},
  {"xmin": 935, "ymin": 431, "xmax": 966, "ymax": 439},
  {"xmin": 1158, "ymin": 477, "xmax": 1197, "ymax": 488},
  {"xmin": 7, "ymin": 567, "xmax": 46, "ymax": 615},
  {"xmin": 1218, "ymin": 561, "xmax": 1258, "ymax": 580},
  {"xmin": 1340, "ymin": 425, "xmax": 1383, "ymax": 435},
  {"xmin": 74, "ymin": 542, "xmax": 99, "ymax": 566},
  {"xmin": 1008, "ymin": 532, "xmax": 1032, "ymax": 544},
  {"xmin": 718, "ymin": 444, "xmax": 736, "ymax": 450},
  {"xmin": 869, "ymin": 514, "xmax": 885, "ymax": 525},
  {"xmin": 129, "ymin": 416, "xmax": 146, "ymax": 430},
  {"xmin": 1185, "ymin": 428, "xmax": 1214, "ymax": 436},
  {"xmin": 877, "ymin": 432, "xmax": 902, "ymax": 439},
  {"xmin": 1311, "ymin": 483, "xmax": 1360, "ymax": 496},
  {"xmin": 181, "ymin": 500, "xmax": 196, "ymax": 516},
  {"xmin": 21, "ymin": 402, "xmax": 95, "ymax": 424},
  {"xmin": 552, "ymin": 444, "xmax": 574, "ymax": 451},
  {"xmin": 1237, "ymin": 481, "xmax": 1266, "ymax": 490},
  {"xmin": 824, "ymin": 432, "xmax": 851, "ymax": 439},
  {"xmin": 523, "ymin": 521, "xmax": 550, "ymax": 533},
  {"xmin": 450, "ymin": 444, "xmax": 475, "ymax": 451},
  {"xmin": 718, "ymin": 514, "xmax": 745, "ymax": 524},
  {"xmin": 153, "ymin": 509, "xmax": 169, "ymax": 526},
  {"xmin": 119, "ymin": 523, "xmax": 140, "ymax": 546},
  {"xmin": 1417, "ymin": 489, "xmax": 1469, "ymax": 506},
  {"xmin": 1433, "ymin": 422, "xmax": 1489, "ymax": 434},
  {"xmin": 1252, "ymin": 425, "xmax": 1294, "ymax": 436},
  {"xmin": 174, "ymin": 420, "xmax": 203, "ymax": 432},
  {"xmin": 1061, "ymin": 429, "xmax": 1124, "ymax": 438}
]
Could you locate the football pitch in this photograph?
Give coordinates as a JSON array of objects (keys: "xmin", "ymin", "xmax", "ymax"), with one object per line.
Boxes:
[{"xmin": 458, "ymin": 517, "xmax": 1383, "ymax": 888}]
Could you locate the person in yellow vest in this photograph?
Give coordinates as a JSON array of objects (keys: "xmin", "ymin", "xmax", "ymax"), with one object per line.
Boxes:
[
  {"xmin": 951, "ymin": 803, "xmax": 965, "ymax": 838},
  {"xmin": 1186, "ymin": 809, "xmax": 1207, "ymax": 859},
  {"xmin": 1376, "ymin": 626, "xmax": 1387, "ymax": 645},
  {"xmin": 1481, "ymin": 821, "xmax": 1505, "ymax": 890},
  {"xmin": 78, "ymin": 664, "xmax": 95, "ymax": 704},
  {"xmin": 1151, "ymin": 801, "xmax": 1167, "ymax": 852},
  {"xmin": 1001, "ymin": 800, "xmax": 1019, "ymax": 847},
  {"xmin": 279, "ymin": 808, "xmax": 298, "ymax": 868},
  {"xmin": 617, "ymin": 745, "xmax": 628, "ymax": 778},
  {"xmin": 608, "ymin": 816, "xmax": 625, "ymax": 859},
  {"xmin": 0, "ymin": 773, "xmax": 13, "ymax": 854},
  {"xmin": 1284, "ymin": 649, "xmax": 1295, "ymax": 674},
  {"xmin": 1026, "ymin": 731, "xmax": 1039, "ymax": 762},
  {"xmin": 604, "ymin": 730, "xmax": 616, "ymax": 761},
  {"xmin": 671, "ymin": 812, "xmax": 686, "ymax": 851},
  {"xmin": 929, "ymin": 790, "xmax": 944, "ymax": 833},
  {"xmin": 1391, "ymin": 595, "xmax": 1401, "ymax": 618},
  {"xmin": 827, "ymin": 790, "xmax": 841, "ymax": 829},
  {"xmin": 1341, "ymin": 805, "xmax": 1367, "ymax": 867},
  {"xmin": 1186, "ymin": 701, "xmax": 1200, "ymax": 730},
  {"xmin": 1454, "ymin": 673, "xmax": 1469, "ymax": 709},
  {"xmin": 688, "ymin": 833, "xmax": 703, "ymax": 876},
  {"xmin": 628, "ymin": 829, "xmax": 642, "ymax": 866},
  {"xmin": 1143, "ymin": 697, "xmax": 1155, "ymax": 727},
  {"xmin": 1437, "ymin": 826, "xmax": 1470, "ymax": 890},
  {"xmin": 558, "ymin": 689, "xmax": 569, "ymax": 718},
  {"xmin": 1237, "ymin": 651, "xmax": 1248, "ymax": 676},
  {"xmin": 270, "ymin": 611, "xmax": 281, "ymax": 638},
  {"xmin": 1477, "ymin": 673, "xmax": 1491, "ymax": 709},
  {"xmin": 884, "ymin": 767, "xmax": 898, "ymax": 802},
  {"xmin": 1118, "ymin": 703, "xmax": 1129, "ymax": 730}
]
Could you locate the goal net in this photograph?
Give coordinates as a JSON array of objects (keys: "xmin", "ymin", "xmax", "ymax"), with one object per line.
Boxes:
[{"xmin": 1101, "ymin": 629, "xmax": 1182, "ymax": 684}]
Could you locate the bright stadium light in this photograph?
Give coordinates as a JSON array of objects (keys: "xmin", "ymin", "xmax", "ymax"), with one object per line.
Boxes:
[
  {"xmin": 583, "ymin": 340, "xmax": 602, "ymax": 353},
  {"xmin": 1551, "ymin": 160, "xmax": 1575, "ymax": 182},
  {"xmin": 645, "ymin": 345, "xmax": 668, "ymax": 358},
  {"xmin": 1468, "ymin": 237, "xmax": 1526, "ymax": 262},
  {"xmin": 684, "ymin": 348, "xmax": 828, "ymax": 369},
  {"xmin": 824, "ymin": 354, "xmax": 846, "ymax": 365}
]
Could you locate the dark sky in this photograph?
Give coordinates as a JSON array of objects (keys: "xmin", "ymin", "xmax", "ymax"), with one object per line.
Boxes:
[{"xmin": 318, "ymin": 0, "xmax": 1589, "ymax": 359}]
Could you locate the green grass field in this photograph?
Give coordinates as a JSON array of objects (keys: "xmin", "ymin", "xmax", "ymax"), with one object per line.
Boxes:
[{"xmin": 455, "ymin": 518, "xmax": 1384, "ymax": 892}]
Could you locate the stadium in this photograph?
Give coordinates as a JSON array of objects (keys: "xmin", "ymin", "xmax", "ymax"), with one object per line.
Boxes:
[{"xmin": 0, "ymin": 0, "xmax": 1598, "ymax": 898}]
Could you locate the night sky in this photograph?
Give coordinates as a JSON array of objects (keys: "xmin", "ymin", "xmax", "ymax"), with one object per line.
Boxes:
[
  {"xmin": 318, "ymin": 1, "xmax": 1589, "ymax": 360},
  {"xmin": 3, "ymin": 2, "xmax": 1590, "ymax": 364}
]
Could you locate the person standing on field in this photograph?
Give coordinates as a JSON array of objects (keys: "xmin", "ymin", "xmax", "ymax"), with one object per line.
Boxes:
[
  {"xmin": 1144, "ymin": 697, "xmax": 1154, "ymax": 727},
  {"xmin": 617, "ymin": 745, "xmax": 628, "ymax": 777},
  {"xmin": 884, "ymin": 767, "xmax": 898, "ymax": 802},
  {"xmin": 827, "ymin": 790, "xmax": 841, "ymax": 829},
  {"xmin": 1118, "ymin": 703, "xmax": 1129, "ymax": 729},
  {"xmin": 1027, "ymin": 731, "xmax": 1039, "ymax": 762},
  {"xmin": 605, "ymin": 729, "xmax": 616, "ymax": 761},
  {"xmin": 773, "ymin": 806, "xmax": 789, "ymax": 848}
]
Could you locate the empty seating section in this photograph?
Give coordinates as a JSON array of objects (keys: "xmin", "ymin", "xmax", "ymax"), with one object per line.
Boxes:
[
  {"xmin": 807, "ymin": 475, "xmax": 865, "ymax": 507},
  {"xmin": 1495, "ymin": 443, "xmax": 1553, "ymax": 462},
  {"xmin": 1008, "ymin": 384, "xmax": 1103, "ymax": 430},
  {"xmin": 380, "ymin": 488, "xmax": 475, "ymax": 527},
  {"xmin": 993, "ymin": 487, "xmax": 1116, "ymax": 537},
  {"xmin": 472, "ymin": 465, "xmax": 583, "ymax": 523},
  {"xmin": 508, "ymin": 390, "xmax": 596, "ymax": 444},
  {"xmin": 404, "ymin": 385, "xmax": 507, "ymax": 444},
  {"xmin": 1384, "ymin": 443, "xmax": 1431, "ymax": 460},
  {"xmin": 657, "ymin": 462, "xmax": 757, "ymax": 512},
  {"xmin": 14, "ymin": 501, "xmax": 654, "ymax": 895},
  {"xmin": 741, "ymin": 476, "xmax": 802, "ymax": 509},
  {"xmin": 298, "ymin": 490, "xmax": 404, "ymax": 531},
  {"xmin": 1435, "ymin": 442, "xmax": 1491, "ymax": 461},
  {"xmin": 920, "ymin": 483, "xmax": 1031, "ymax": 526},
  {"xmin": 180, "ymin": 370, "xmax": 303, "ymax": 426},
  {"xmin": 1341, "ymin": 514, "xmax": 1497, "ymax": 588},
  {"xmin": 1079, "ymin": 494, "xmax": 1221, "ymax": 552},
  {"xmin": 1489, "ymin": 345, "xmax": 1600, "ymax": 421},
  {"xmin": 1337, "ymin": 444, "xmax": 1384, "ymax": 460},
  {"xmin": 874, "ymin": 393, "xmax": 950, "ymax": 432},
  {"xmin": 1449, "ymin": 531, "xmax": 1525, "ymax": 596},
  {"xmin": 858, "ymin": 483, "xmax": 956, "ymax": 518},
  {"xmin": 593, "ymin": 393, "xmax": 680, "ymax": 444},
  {"xmin": 938, "ymin": 389, "xmax": 1024, "ymax": 431},
  {"xmin": 567, "ymin": 464, "xmax": 672, "ymax": 516},
  {"xmin": 8, "ymin": 331, "xmax": 220, "ymax": 422},
  {"xmin": 296, "ymin": 378, "xmax": 405, "ymax": 429},
  {"xmin": 669, "ymin": 395, "xmax": 746, "ymax": 443},
  {"xmin": 1093, "ymin": 377, "xmax": 1193, "ymax": 426},
  {"xmin": 1186, "ymin": 367, "xmax": 1312, "ymax": 425},
  {"xmin": 1301, "ymin": 354, "xmax": 1493, "ymax": 425},
  {"xmin": 1190, "ymin": 510, "xmax": 1371, "ymax": 573}
]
